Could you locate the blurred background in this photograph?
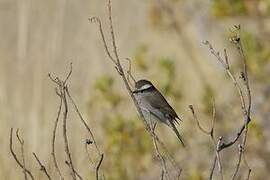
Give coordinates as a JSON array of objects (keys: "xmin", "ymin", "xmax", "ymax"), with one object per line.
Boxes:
[{"xmin": 1, "ymin": 0, "xmax": 270, "ymax": 179}]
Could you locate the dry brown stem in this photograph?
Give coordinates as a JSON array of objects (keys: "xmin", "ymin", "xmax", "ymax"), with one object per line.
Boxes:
[
  {"xmin": 48, "ymin": 63, "xmax": 103, "ymax": 180},
  {"xmin": 9, "ymin": 128, "xmax": 34, "ymax": 180},
  {"xmin": 32, "ymin": 152, "xmax": 52, "ymax": 180}
]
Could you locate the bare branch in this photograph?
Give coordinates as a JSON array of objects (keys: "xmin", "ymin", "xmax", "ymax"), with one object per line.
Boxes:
[
  {"xmin": 209, "ymin": 155, "xmax": 217, "ymax": 180},
  {"xmin": 204, "ymin": 25, "xmax": 252, "ymax": 179},
  {"xmin": 96, "ymin": 153, "xmax": 104, "ymax": 180},
  {"xmin": 65, "ymin": 161, "xmax": 83, "ymax": 180},
  {"xmin": 153, "ymin": 137, "xmax": 171, "ymax": 180},
  {"xmin": 203, "ymin": 41, "xmax": 227, "ymax": 69},
  {"xmin": 49, "ymin": 64, "xmax": 104, "ymax": 179},
  {"xmin": 64, "ymin": 62, "xmax": 73, "ymax": 85},
  {"xmin": 9, "ymin": 128, "xmax": 34, "ymax": 180},
  {"xmin": 160, "ymin": 170, "xmax": 164, "ymax": 180},
  {"xmin": 65, "ymin": 87, "xmax": 101, "ymax": 154},
  {"xmin": 189, "ymin": 105, "xmax": 212, "ymax": 135},
  {"xmin": 149, "ymin": 118, "xmax": 171, "ymax": 180},
  {"xmin": 66, "ymin": 86, "xmax": 105, "ymax": 178},
  {"xmin": 231, "ymin": 144, "xmax": 243, "ymax": 180},
  {"xmin": 107, "ymin": 0, "xmax": 120, "ymax": 64},
  {"xmin": 16, "ymin": 129, "xmax": 28, "ymax": 180},
  {"xmin": 50, "ymin": 91, "xmax": 64, "ymax": 180},
  {"xmin": 32, "ymin": 153, "xmax": 52, "ymax": 180},
  {"xmin": 89, "ymin": 17, "xmax": 117, "ymax": 65},
  {"xmin": 203, "ymin": 40, "xmax": 251, "ymax": 150},
  {"xmin": 224, "ymin": 49, "xmax": 229, "ymax": 69},
  {"xmin": 229, "ymin": 26, "xmax": 252, "ymax": 179},
  {"xmin": 189, "ymin": 103, "xmax": 223, "ymax": 180},
  {"xmin": 216, "ymin": 137, "xmax": 223, "ymax": 180},
  {"xmin": 62, "ymin": 85, "xmax": 77, "ymax": 180},
  {"xmin": 48, "ymin": 73, "xmax": 61, "ymax": 85},
  {"xmin": 49, "ymin": 66, "xmax": 79, "ymax": 179},
  {"xmin": 245, "ymin": 169, "xmax": 252, "ymax": 180},
  {"xmin": 125, "ymin": 58, "xmax": 136, "ymax": 87},
  {"xmin": 210, "ymin": 99, "xmax": 217, "ymax": 138},
  {"xmin": 243, "ymin": 153, "xmax": 252, "ymax": 180}
]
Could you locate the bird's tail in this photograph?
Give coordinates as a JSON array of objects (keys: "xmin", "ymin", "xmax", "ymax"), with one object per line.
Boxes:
[{"xmin": 169, "ymin": 121, "xmax": 185, "ymax": 147}]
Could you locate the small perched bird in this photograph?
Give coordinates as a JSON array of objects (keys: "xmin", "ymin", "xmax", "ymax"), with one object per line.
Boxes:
[{"xmin": 133, "ymin": 79, "xmax": 185, "ymax": 147}]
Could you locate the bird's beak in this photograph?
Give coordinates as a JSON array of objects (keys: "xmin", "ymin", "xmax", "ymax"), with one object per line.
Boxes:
[{"xmin": 132, "ymin": 89, "xmax": 139, "ymax": 94}]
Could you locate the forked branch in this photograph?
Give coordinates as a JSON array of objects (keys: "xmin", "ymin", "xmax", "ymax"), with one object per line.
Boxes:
[
  {"xmin": 201, "ymin": 25, "xmax": 252, "ymax": 179},
  {"xmin": 48, "ymin": 63, "xmax": 104, "ymax": 180}
]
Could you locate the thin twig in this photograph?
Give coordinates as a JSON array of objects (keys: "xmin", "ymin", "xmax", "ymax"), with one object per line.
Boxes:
[
  {"xmin": 16, "ymin": 129, "xmax": 28, "ymax": 180},
  {"xmin": 203, "ymin": 40, "xmax": 251, "ymax": 150},
  {"xmin": 65, "ymin": 87, "xmax": 101, "ymax": 154},
  {"xmin": 160, "ymin": 170, "xmax": 164, "ymax": 180},
  {"xmin": 49, "ymin": 87, "xmax": 64, "ymax": 180},
  {"xmin": 153, "ymin": 135, "xmax": 171, "ymax": 180},
  {"xmin": 189, "ymin": 105, "xmax": 212, "ymax": 135},
  {"xmin": 9, "ymin": 128, "xmax": 34, "ymax": 180},
  {"xmin": 32, "ymin": 153, "xmax": 52, "ymax": 180},
  {"xmin": 96, "ymin": 153, "xmax": 104, "ymax": 180},
  {"xmin": 66, "ymin": 86, "xmax": 105, "ymax": 179},
  {"xmin": 203, "ymin": 25, "xmax": 252, "ymax": 179},
  {"xmin": 216, "ymin": 137, "xmax": 223, "ymax": 180},
  {"xmin": 231, "ymin": 144, "xmax": 243, "ymax": 180},
  {"xmin": 209, "ymin": 155, "xmax": 217, "ymax": 180},
  {"xmin": 64, "ymin": 62, "xmax": 73, "ymax": 84},
  {"xmin": 89, "ymin": 17, "xmax": 117, "ymax": 64},
  {"xmin": 49, "ymin": 64, "xmax": 103, "ymax": 179},
  {"xmin": 243, "ymin": 153, "xmax": 252, "ymax": 180},
  {"xmin": 65, "ymin": 161, "xmax": 83, "ymax": 180},
  {"xmin": 189, "ymin": 103, "xmax": 223, "ymax": 180},
  {"xmin": 49, "ymin": 66, "xmax": 78, "ymax": 179},
  {"xmin": 149, "ymin": 117, "xmax": 171, "ymax": 180},
  {"xmin": 125, "ymin": 58, "xmax": 136, "ymax": 87},
  {"xmin": 230, "ymin": 26, "xmax": 252, "ymax": 179},
  {"xmin": 62, "ymin": 85, "xmax": 77, "ymax": 180}
]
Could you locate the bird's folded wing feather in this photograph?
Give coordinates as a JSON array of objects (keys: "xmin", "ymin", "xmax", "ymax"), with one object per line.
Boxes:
[{"xmin": 144, "ymin": 90, "xmax": 180, "ymax": 120}]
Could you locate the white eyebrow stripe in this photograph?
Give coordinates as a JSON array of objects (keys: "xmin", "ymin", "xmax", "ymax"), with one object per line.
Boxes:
[{"xmin": 139, "ymin": 84, "xmax": 152, "ymax": 91}]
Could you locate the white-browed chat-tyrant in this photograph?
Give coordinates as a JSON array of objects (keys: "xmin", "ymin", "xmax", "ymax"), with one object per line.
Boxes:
[{"xmin": 133, "ymin": 79, "xmax": 185, "ymax": 147}]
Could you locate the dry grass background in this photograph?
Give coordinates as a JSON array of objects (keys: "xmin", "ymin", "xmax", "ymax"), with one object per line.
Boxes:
[{"xmin": 1, "ymin": 0, "xmax": 270, "ymax": 179}]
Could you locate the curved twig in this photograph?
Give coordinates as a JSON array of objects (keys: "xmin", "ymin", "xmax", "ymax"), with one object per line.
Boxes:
[
  {"xmin": 65, "ymin": 87, "xmax": 101, "ymax": 155},
  {"xmin": 32, "ymin": 153, "xmax": 52, "ymax": 180},
  {"xmin": 9, "ymin": 128, "xmax": 34, "ymax": 180},
  {"xmin": 50, "ymin": 89, "xmax": 64, "ymax": 180},
  {"xmin": 95, "ymin": 153, "xmax": 104, "ymax": 180}
]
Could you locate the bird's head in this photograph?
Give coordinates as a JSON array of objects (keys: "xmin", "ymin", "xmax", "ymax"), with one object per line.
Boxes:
[{"xmin": 133, "ymin": 79, "xmax": 154, "ymax": 93}]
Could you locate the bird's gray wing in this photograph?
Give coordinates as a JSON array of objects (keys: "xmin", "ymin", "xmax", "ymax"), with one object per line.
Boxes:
[
  {"xmin": 144, "ymin": 90, "xmax": 184, "ymax": 146},
  {"xmin": 144, "ymin": 89, "xmax": 180, "ymax": 121}
]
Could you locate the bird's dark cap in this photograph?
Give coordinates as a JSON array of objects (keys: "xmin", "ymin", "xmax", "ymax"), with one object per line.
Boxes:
[{"xmin": 135, "ymin": 79, "xmax": 153, "ymax": 89}]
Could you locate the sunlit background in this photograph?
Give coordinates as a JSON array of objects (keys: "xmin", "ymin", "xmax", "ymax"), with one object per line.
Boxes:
[{"xmin": 1, "ymin": 0, "xmax": 270, "ymax": 179}]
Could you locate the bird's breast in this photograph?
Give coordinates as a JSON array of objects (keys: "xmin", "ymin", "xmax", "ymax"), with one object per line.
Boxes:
[{"xmin": 134, "ymin": 94, "xmax": 168, "ymax": 124}]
